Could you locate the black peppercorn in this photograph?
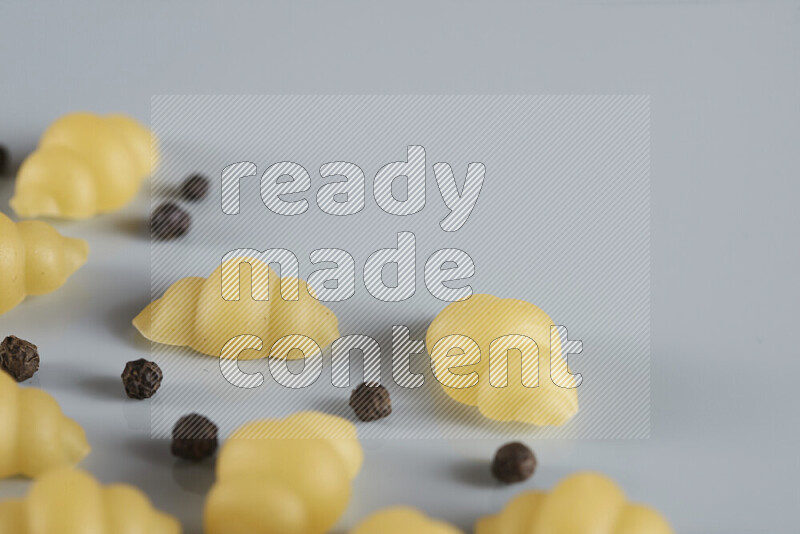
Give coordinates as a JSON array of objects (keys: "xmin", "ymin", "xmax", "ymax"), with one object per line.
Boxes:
[
  {"xmin": 171, "ymin": 414, "xmax": 218, "ymax": 461},
  {"xmin": 150, "ymin": 202, "xmax": 191, "ymax": 240},
  {"xmin": 0, "ymin": 335, "xmax": 40, "ymax": 382},
  {"xmin": 180, "ymin": 173, "xmax": 210, "ymax": 201},
  {"xmin": 121, "ymin": 358, "xmax": 163, "ymax": 399},
  {"xmin": 0, "ymin": 145, "xmax": 8, "ymax": 174},
  {"xmin": 491, "ymin": 442, "xmax": 537, "ymax": 484},
  {"xmin": 349, "ymin": 382, "xmax": 392, "ymax": 421}
]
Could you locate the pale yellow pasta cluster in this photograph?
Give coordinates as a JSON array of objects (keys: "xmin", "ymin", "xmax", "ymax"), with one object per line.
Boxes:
[
  {"xmin": 204, "ymin": 411, "xmax": 362, "ymax": 534},
  {"xmin": 0, "ymin": 468, "xmax": 180, "ymax": 534},
  {"xmin": 0, "ymin": 212, "xmax": 89, "ymax": 315},
  {"xmin": 475, "ymin": 472, "xmax": 674, "ymax": 534},
  {"xmin": 351, "ymin": 508, "xmax": 464, "ymax": 534},
  {"xmin": 133, "ymin": 257, "xmax": 339, "ymax": 359},
  {"xmin": 11, "ymin": 112, "xmax": 157, "ymax": 219},
  {"xmin": 0, "ymin": 370, "xmax": 89, "ymax": 479},
  {"xmin": 426, "ymin": 294, "xmax": 579, "ymax": 426}
]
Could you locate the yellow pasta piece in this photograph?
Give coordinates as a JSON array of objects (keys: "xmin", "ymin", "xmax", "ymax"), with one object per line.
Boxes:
[
  {"xmin": 351, "ymin": 508, "xmax": 463, "ymax": 534},
  {"xmin": 133, "ymin": 257, "xmax": 339, "ymax": 359},
  {"xmin": 426, "ymin": 294, "xmax": 578, "ymax": 426},
  {"xmin": 475, "ymin": 472, "xmax": 674, "ymax": 534},
  {"xmin": 0, "ymin": 370, "xmax": 89, "ymax": 478},
  {"xmin": 204, "ymin": 411, "xmax": 362, "ymax": 534},
  {"xmin": 11, "ymin": 112, "xmax": 157, "ymax": 219},
  {"xmin": 0, "ymin": 468, "xmax": 180, "ymax": 534},
  {"xmin": 0, "ymin": 212, "xmax": 88, "ymax": 316}
]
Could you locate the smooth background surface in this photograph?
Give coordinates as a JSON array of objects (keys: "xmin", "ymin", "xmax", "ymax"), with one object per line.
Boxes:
[
  {"xmin": 1, "ymin": 1, "xmax": 798, "ymax": 533},
  {"xmin": 146, "ymin": 94, "xmax": 651, "ymax": 441}
]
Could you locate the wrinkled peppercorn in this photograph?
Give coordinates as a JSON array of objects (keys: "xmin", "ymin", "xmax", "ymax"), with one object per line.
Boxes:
[
  {"xmin": 171, "ymin": 414, "xmax": 218, "ymax": 461},
  {"xmin": 0, "ymin": 145, "xmax": 8, "ymax": 174},
  {"xmin": 349, "ymin": 382, "xmax": 392, "ymax": 422},
  {"xmin": 180, "ymin": 174, "xmax": 210, "ymax": 201},
  {"xmin": 0, "ymin": 335, "xmax": 40, "ymax": 382},
  {"xmin": 150, "ymin": 202, "xmax": 191, "ymax": 240},
  {"xmin": 121, "ymin": 359, "xmax": 163, "ymax": 399},
  {"xmin": 491, "ymin": 442, "xmax": 537, "ymax": 484}
]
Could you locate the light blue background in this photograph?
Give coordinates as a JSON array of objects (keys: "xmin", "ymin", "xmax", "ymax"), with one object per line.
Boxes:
[
  {"xmin": 147, "ymin": 94, "xmax": 651, "ymax": 441},
  {"xmin": 1, "ymin": 2, "xmax": 798, "ymax": 533}
]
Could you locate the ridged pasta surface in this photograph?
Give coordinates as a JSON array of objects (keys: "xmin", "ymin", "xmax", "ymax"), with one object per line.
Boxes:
[
  {"xmin": 0, "ymin": 212, "xmax": 88, "ymax": 315},
  {"xmin": 475, "ymin": 472, "xmax": 674, "ymax": 534},
  {"xmin": 133, "ymin": 257, "xmax": 339, "ymax": 359},
  {"xmin": 0, "ymin": 371, "xmax": 89, "ymax": 478},
  {"xmin": 0, "ymin": 468, "xmax": 180, "ymax": 534},
  {"xmin": 426, "ymin": 294, "xmax": 579, "ymax": 426},
  {"xmin": 11, "ymin": 112, "xmax": 157, "ymax": 219},
  {"xmin": 204, "ymin": 411, "xmax": 362, "ymax": 534}
]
